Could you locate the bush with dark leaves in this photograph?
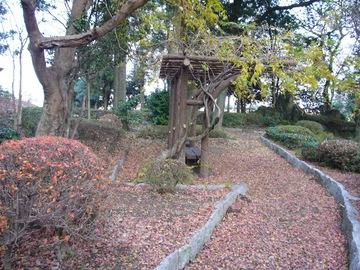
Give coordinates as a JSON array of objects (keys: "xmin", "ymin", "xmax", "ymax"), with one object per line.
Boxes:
[{"xmin": 317, "ymin": 140, "xmax": 360, "ymax": 172}]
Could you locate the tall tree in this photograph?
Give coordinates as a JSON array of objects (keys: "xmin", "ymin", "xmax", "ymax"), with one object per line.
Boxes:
[{"xmin": 21, "ymin": 0, "xmax": 148, "ymax": 136}]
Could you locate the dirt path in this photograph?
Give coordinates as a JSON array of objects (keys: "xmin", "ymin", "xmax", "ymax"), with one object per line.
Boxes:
[{"xmin": 188, "ymin": 129, "xmax": 348, "ymax": 269}]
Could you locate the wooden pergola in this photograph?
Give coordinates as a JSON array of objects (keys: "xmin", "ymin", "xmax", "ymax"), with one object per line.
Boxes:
[
  {"xmin": 159, "ymin": 54, "xmax": 295, "ymax": 176},
  {"xmin": 160, "ymin": 54, "xmax": 242, "ymax": 176}
]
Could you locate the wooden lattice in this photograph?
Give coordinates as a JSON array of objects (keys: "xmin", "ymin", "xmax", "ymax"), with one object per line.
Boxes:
[{"xmin": 159, "ymin": 54, "xmax": 240, "ymax": 80}]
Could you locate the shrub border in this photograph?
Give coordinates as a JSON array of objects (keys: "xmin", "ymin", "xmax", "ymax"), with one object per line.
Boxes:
[
  {"xmin": 154, "ymin": 183, "xmax": 248, "ymax": 270},
  {"xmin": 261, "ymin": 136, "xmax": 360, "ymax": 270}
]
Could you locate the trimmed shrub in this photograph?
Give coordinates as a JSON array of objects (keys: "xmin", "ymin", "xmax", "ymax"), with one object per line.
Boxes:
[
  {"xmin": 0, "ymin": 96, "xmax": 14, "ymax": 129},
  {"xmin": 146, "ymin": 90, "xmax": 169, "ymax": 125},
  {"xmin": 209, "ymin": 128, "xmax": 230, "ymax": 139},
  {"xmin": 255, "ymin": 107, "xmax": 283, "ymax": 126},
  {"xmin": 142, "ymin": 159, "xmax": 193, "ymax": 193},
  {"xmin": 222, "ymin": 111, "xmax": 282, "ymax": 128},
  {"xmin": 244, "ymin": 112, "xmax": 262, "ymax": 125},
  {"xmin": 0, "ymin": 136, "xmax": 105, "ymax": 265},
  {"xmin": 260, "ymin": 114, "xmax": 282, "ymax": 127},
  {"xmin": 303, "ymin": 114, "xmax": 356, "ymax": 137},
  {"xmin": 266, "ymin": 125, "xmax": 317, "ymax": 149},
  {"xmin": 222, "ymin": 112, "xmax": 246, "ymax": 127},
  {"xmin": 75, "ymin": 118, "xmax": 124, "ymax": 141},
  {"xmin": 0, "ymin": 127, "xmax": 19, "ymax": 143},
  {"xmin": 99, "ymin": 113, "xmax": 123, "ymax": 129},
  {"xmin": 137, "ymin": 125, "xmax": 168, "ymax": 140},
  {"xmin": 317, "ymin": 140, "xmax": 360, "ymax": 172},
  {"xmin": 21, "ymin": 107, "xmax": 42, "ymax": 137},
  {"xmin": 114, "ymin": 96, "xmax": 140, "ymax": 130},
  {"xmin": 301, "ymin": 141, "xmax": 320, "ymax": 161},
  {"xmin": 315, "ymin": 131, "xmax": 335, "ymax": 142},
  {"xmin": 128, "ymin": 109, "xmax": 150, "ymax": 125},
  {"xmin": 296, "ymin": 120, "xmax": 324, "ymax": 134}
]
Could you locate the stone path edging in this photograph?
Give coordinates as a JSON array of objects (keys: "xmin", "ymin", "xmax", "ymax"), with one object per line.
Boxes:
[
  {"xmin": 261, "ymin": 136, "xmax": 360, "ymax": 270},
  {"xmin": 109, "ymin": 149, "xmax": 129, "ymax": 182},
  {"xmin": 154, "ymin": 183, "xmax": 248, "ymax": 270},
  {"xmin": 125, "ymin": 182, "xmax": 230, "ymax": 191}
]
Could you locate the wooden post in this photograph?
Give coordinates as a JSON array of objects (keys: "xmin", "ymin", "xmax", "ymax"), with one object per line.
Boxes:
[
  {"xmin": 200, "ymin": 102, "xmax": 212, "ymax": 177},
  {"xmin": 167, "ymin": 66, "xmax": 188, "ymax": 159},
  {"xmin": 168, "ymin": 79, "xmax": 177, "ymax": 149}
]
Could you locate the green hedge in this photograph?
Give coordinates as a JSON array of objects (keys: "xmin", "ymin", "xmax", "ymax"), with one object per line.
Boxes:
[
  {"xmin": 0, "ymin": 127, "xmax": 20, "ymax": 143},
  {"xmin": 296, "ymin": 120, "xmax": 324, "ymax": 134},
  {"xmin": 222, "ymin": 112, "xmax": 283, "ymax": 128},
  {"xmin": 146, "ymin": 90, "xmax": 169, "ymax": 125},
  {"xmin": 21, "ymin": 107, "xmax": 42, "ymax": 137},
  {"xmin": 303, "ymin": 114, "xmax": 355, "ymax": 137},
  {"xmin": 266, "ymin": 125, "xmax": 317, "ymax": 149},
  {"xmin": 209, "ymin": 128, "xmax": 230, "ymax": 139},
  {"xmin": 137, "ymin": 125, "xmax": 168, "ymax": 140},
  {"xmin": 301, "ymin": 141, "xmax": 320, "ymax": 161}
]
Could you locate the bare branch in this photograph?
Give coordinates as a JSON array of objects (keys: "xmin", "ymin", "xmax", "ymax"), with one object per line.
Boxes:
[
  {"xmin": 38, "ymin": 0, "xmax": 148, "ymax": 49},
  {"xmin": 258, "ymin": 0, "xmax": 322, "ymax": 22}
]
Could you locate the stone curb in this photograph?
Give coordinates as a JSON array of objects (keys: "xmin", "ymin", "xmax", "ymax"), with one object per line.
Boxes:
[
  {"xmin": 125, "ymin": 182, "xmax": 231, "ymax": 191},
  {"xmin": 261, "ymin": 136, "xmax": 360, "ymax": 270},
  {"xmin": 109, "ymin": 158, "xmax": 125, "ymax": 181},
  {"xmin": 176, "ymin": 183, "xmax": 228, "ymax": 190},
  {"xmin": 154, "ymin": 183, "xmax": 248, "ymax": 270}
]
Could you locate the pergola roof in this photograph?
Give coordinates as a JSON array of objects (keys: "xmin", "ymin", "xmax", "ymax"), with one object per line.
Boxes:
[
  {"xmin": 159, "ymin": 54, "xmax": 296, "ymax": 81},
  {"xmin": 159, "ymin": 54, "xmax": 240, "ymax": 80}
]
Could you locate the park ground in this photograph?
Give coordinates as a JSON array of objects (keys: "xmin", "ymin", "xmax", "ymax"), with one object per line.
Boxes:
[{"xmin": 25, "ymin": 126, "xmax": 353, "ymax": 269}]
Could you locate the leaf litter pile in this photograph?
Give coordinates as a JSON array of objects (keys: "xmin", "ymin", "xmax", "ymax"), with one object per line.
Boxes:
[{"xmin": 186, "ymin": 128, "xmax": 347, "ymax": 269}]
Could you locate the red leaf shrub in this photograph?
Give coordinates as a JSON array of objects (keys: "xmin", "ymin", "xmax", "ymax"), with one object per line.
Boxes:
[
  {"xmin": 318, "ymin": 139, "xmax": 360, "ymax": 172},
  {"xmin": 0, "ymin": 136, "xmax": 105, "ymax": 266}
]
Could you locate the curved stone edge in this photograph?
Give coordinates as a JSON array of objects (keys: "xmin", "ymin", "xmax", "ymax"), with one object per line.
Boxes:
[
  {"xmin": 154, "ymin": 183, "xmax": 248, "ymax": 270},
  {"xmin": 261, "ymin": 136, "xmax": 360, "ymax": 270},
  {"xmin": 109, "ymin": 159, "xmax": 125, "ymax": 181},
  {"xmin": 109, "ymin": 149, "xmax": 129, "ymax": 182}
]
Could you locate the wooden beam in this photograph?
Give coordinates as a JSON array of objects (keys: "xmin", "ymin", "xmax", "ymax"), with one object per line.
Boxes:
[{"xmin": 187, "ymin": 100, "xmax": 204, "ymax": 106}]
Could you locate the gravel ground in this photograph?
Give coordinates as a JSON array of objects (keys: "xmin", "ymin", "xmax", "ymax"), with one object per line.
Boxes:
[{"xmin": 188, "ymin": 128, "xmax": 348, "ymax": 269}]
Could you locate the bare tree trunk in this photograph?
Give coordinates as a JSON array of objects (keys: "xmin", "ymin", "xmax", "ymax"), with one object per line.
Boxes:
[
  {"xmin": 355, "ymin": 98, "xmax": 360, "ymax": 142},
  {"xmin": 87, "ymin": 79, "xmax": 91, "ymax": 120},
  {"xmin": 11, "ymin": 53, "xmax": 16, "ymax": 130},
  {"xmin": 240, "ymin": 98, "xmax": 246, "ymax": 113},
  {"xmin": 236, "ymin": 97, "xmax": 240, "ymax": 113},
  {"xmin": 36, "ymin": 80, "xmax": 70, "ymax": 136},
  {"xmin": 16, "ymin": 47, "xmax": 24, "ymax": 132},
  {"xmin": 21, "ymin": 0, "xmax": 148, "ymax": 136},
  {"xmin": 23, "ymin": 0, "xmax": 88, "ymax": 136},
  {"xmin": 71, "ymin": 87, "xmax": 87, "ymax": 139},
  {"xmin": 322, "ymin": 79, "xmax": 331, "ymax": 112},
  {"xmin": 271, "ymin": 76, "xmax": 280, "ymax": 108},
  {"xmin": 227, "ymin": 94, "xmax": 230, "ymax": 112},
  {"xmin": 140, "ymin": 89, "xmax": 145, "ymax": 109},
  {"xmin": 114, "ymin": 60, "xmax": 127, "ymax": 110},
  {"xmin": 356, "ymin": 114, "xmax": 360, "ymax": 142},
  {"xmin": 216, "ymin": 91, "xmax": 226, "ymax": 127}
]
